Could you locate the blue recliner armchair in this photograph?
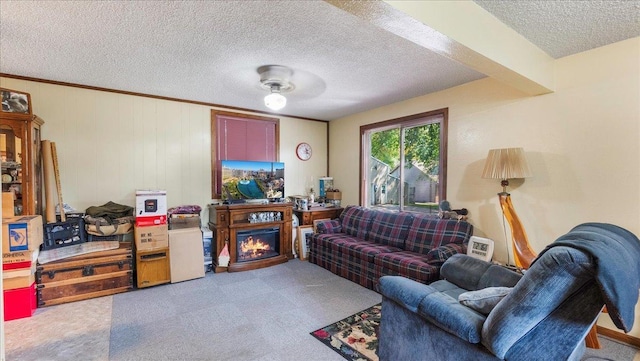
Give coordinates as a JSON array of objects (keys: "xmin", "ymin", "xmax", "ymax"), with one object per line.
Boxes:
[{"xmin": 378, "ymin": 223, "xmax": 640, "ymax": 361}]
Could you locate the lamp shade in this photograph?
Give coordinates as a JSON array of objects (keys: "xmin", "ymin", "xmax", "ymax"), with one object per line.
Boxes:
[
  {"xmin": 264, "ymin": 92, "xmax": 286, "ymax": 110},
  {"xmin": 481, "ymin": 147, "xmax": 532, "ymax": 180}
]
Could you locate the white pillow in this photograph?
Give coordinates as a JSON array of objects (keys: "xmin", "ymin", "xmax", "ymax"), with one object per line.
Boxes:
[{"xmin": 458, "ymin": 287, "xmax": 512, "ymax": 315}]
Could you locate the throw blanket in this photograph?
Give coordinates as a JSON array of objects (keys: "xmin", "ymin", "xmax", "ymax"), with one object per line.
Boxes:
[{"xmin": 533, "ymin": 222, "xmax": 640, "ymax": 332}]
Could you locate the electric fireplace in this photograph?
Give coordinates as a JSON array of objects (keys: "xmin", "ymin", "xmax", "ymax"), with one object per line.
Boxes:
[
  {"xmin": 236, "ymin": 228, "xmax": 280, "ymax": 262},
  {"xmin": 208, "ymin": 203, "xmax": 293, "ymax": 273}
]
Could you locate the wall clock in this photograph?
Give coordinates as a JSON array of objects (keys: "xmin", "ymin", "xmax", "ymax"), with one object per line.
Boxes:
[{"xmin": 296, "ymin": 142, "xmax": 312, "ymax": 161}]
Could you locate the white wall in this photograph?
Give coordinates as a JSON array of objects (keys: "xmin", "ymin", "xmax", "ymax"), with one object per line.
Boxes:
[
  {"xmin": 329, "ymin": 37, "xmax": 640, "ymax": 336},
  {"xmin": 0, "ymin": 78, "xmax": 328, "ymax": 221}
]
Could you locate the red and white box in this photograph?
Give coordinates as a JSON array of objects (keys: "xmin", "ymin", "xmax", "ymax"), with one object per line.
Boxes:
[
  {"xmin": 2, "ymin": 248, "xmax": 38, "ymax": 269},
  {"xmin": 135, "ymin": 215, "xmax": 168, "ymax": 227},
  {"xmin": 135, "ymin": 190, "xmax": 167, "ymax": 225}
]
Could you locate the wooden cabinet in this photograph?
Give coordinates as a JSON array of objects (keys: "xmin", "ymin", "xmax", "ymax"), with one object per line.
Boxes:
[
  {"xmin": 0, "ymin": 113, "xmax": 44, "ymax": 216},
  {"xmin": 208, "ymin": 203, "xmax": 293, "ymax": 272},
  {"xmin": 136, "ymin": 247, "xmax": 171, "ymax": 288},
  {"xmin": 294, "ymin": 207, "xmax": 343, "ymax": 226}
]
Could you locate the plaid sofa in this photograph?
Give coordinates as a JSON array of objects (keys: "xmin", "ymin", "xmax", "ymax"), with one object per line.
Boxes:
[{"xmin": 308, "ymin": 205, "xmax": 473, "ymax": 290}]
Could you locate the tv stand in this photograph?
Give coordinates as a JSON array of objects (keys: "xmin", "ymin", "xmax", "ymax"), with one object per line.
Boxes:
[{"xmin": 207, "ymin": 203, "xmax": 293, "ymax": 272}]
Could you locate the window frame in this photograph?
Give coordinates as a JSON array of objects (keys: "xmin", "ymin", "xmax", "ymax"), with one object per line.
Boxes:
[
  {"xmin": 359, "ymin": 108, "xmax": 448, "ymax": 211},
  {"xmin": 211, "ymin": 110, "xmax": 279, "ymax": 199}
]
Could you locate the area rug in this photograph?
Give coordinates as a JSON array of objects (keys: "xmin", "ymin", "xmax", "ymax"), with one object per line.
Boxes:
[{"xmin": 310, "ymin": 303, "xmax": 381, "ymax": 361}]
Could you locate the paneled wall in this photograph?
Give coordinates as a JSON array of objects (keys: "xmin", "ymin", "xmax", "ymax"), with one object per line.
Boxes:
[{"xmin": 0, "ymin": 78, "xmax": 328, "ymax": 220}]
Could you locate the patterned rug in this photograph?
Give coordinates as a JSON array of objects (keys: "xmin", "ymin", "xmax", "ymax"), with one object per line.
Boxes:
[{"xmin": 310, "ymin": 304, "xmax": 381, "ymax": 361}]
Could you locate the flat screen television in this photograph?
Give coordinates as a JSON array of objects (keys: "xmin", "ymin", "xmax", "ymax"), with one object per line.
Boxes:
[{"xmin": 220, "ymin": 160, "xmax": 285, "ymax": 201}]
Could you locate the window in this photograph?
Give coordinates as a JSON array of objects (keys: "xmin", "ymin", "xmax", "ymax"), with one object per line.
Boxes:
[
  {"xmin": 211, "ymin": 110, "xmax": 279, "ymax": 198},
  {"xmin": 360, "ymin": 108, "xmax": 447, "ymax": 213}
]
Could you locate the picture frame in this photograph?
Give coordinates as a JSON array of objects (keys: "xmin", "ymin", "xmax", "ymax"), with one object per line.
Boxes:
[
  {"xmin": 1, "ymin": 88, "xmax": 32, "ymax": 118},
  {"xmin": 297, "ymin": 225, "xmax": 314, "ymax": 261}
]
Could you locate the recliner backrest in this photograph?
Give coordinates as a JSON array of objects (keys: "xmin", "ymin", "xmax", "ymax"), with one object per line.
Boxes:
[{"xmin": 481, "ymin": 246, "xmax": 601, "ymax": 360}]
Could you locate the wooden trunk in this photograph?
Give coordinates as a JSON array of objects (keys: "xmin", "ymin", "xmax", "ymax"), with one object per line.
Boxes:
[{"xmin": 36, "ymin": 242, "xmax": 133, "ymax": 307}]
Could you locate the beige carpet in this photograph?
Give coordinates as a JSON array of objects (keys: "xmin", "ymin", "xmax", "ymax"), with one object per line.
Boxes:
[{"xmin": 4, "ymin": 295, "xmax": 112, "ymax": 360}]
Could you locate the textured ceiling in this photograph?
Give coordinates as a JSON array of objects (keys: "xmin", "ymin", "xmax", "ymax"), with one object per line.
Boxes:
[
  {"xmin": 1, "ymin": 1, "xmax": 638, "ymax": 121},
  {"xmin": 475, "ymin": 0, "xmax": 640, "ymax": 58}
]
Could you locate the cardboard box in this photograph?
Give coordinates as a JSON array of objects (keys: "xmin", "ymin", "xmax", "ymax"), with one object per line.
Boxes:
[
  {"xmin": 169, "ymin": 215, "xmax": 201, "ymax": 230},
  {"xmin": 2, "ymin": 215, "xmax": 44, "ymax": 253},
  {"xmin": 135, "ymin": 190, "xmax": 167, "ymax": 218},
  {"xmin": 325, "ymin": 191, "xmax": 342, "ymax": 200},
  {"xmin": 3, "ymin": 192, "xmax": 15, "ymax": 216},
  {"xmin": 168, "ymin": 228, "xmax": 205, "ymax": 283},
  {"xmin": 3, "ymin": 282, "xmax": 36, "ymax": 321},
  {"xmin": 3, "ymin": 263, "xmax": 36, "ymax": 290},
  {"xmin": 2, "ymin": 249, "xmax": 39, "ymax": 267},
  {"xmin": 134, "ymin": 224, "xmax": 169, "ymax": 251}
]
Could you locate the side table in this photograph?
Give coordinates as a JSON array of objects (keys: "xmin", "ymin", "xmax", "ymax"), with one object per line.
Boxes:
[{"xmin": 293, "ymin": 207, "xmax": 344, "ymax": 226}]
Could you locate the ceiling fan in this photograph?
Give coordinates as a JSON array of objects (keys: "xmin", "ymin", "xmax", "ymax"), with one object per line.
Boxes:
[{"xmin": 258, "ymin": 65, "xmax": 295, "ymax": 111}]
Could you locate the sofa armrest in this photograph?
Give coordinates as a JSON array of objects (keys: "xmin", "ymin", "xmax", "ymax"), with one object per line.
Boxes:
[
  {"xmin": 426, "ymin": 243, "xmax": 466, "ymax": 266},
  {"xmin": 380, "ymin": 276, "xmax": 486, "ymax": 343},
  {"xmin": 315, "ymin": 219, "xmax": 342, "ymax": 234}
]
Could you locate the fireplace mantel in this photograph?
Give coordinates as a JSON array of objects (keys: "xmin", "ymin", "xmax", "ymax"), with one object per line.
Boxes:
[{"xmin": 208, "ymin": 203, "xmax": 293, "ymax": 272}]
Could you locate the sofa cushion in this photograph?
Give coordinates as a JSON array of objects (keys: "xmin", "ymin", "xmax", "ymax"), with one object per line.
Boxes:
[
  {"xmin": 310, "ymin": 233, "xmax": 361, "ymax": 252},
  {"xmin": 379, "ymin": 276, "xmax": 486, "ymax": 344},
  {"xmin": 315, "ymin": 219, "xmax": 342, "ymax": 234},
  {"xmin": 367, "ymin": 211, "xmax": 414, "ymax": 249},
  {"xmin": 336, "ymin": 240, "xmax": 402, "ymax": 262},
  {"xmin": 458, "ymin": 287, "xmax": 512, "ymax": 315},
  {"xmin": 374, "ymin": 251, "xmax": 441, "ymax": 284},
  {"xmin": 425, "ymin": 243, "xmax": 468, "ymax": 267},
  {"xmin": 339, "ymin": 206, "xmax": 375, "ymax": 240},
  {"xmin": 405, "ymin": 216, "xmax": 473, "ymax": 255},
  {"xmin": 440, "ymin": 254, "xmax": 522, "ymax": 291},
  {"xmin": 417, "ymin": 289, "xmax": 487, "ymax": 344}
]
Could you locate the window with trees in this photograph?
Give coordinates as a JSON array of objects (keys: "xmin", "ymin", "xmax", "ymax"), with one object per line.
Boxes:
[{"xmin": 360, "ymin": 109, "xmax": 447, "ymax": 213}]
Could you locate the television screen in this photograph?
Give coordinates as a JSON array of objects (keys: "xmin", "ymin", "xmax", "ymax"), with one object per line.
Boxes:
[{"xmin": 221, "ymin": 160, "xmax": 285, "ymax": 200}]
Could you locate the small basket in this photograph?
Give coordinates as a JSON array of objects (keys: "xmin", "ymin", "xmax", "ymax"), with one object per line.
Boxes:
[{"xmin": 42, "ymin": 218, "xmax": 87, "ymax": 250}]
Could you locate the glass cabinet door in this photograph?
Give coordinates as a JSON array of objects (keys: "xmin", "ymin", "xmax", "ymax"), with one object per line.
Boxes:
[{"xmin": 1, "ymin": 123, "xmax": 24, "ymax": 215}]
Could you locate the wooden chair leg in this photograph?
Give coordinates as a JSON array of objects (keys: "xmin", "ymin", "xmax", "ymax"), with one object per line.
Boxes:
[{"xmin": 585, "ymin": 325, "xmax": 601, "ymax": 349}]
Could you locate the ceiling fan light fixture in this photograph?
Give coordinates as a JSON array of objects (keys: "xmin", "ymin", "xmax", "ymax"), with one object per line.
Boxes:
[
  {"xmin": 264, "ymin": 89, "xmax": 287, "ymax": 111},
  {"xmin": 258, "ymin": 65, "xmax": 294, "ymax": 111}
]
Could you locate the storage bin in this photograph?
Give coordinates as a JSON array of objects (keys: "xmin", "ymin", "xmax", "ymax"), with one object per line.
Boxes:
[
  {"xmin": 169, "ymin": 215, "xmax": 201, "ymax": 230},
  {"xmin": 3, "ymin": 282, "xmax": 36, "ymax": 321},
  {"xmin": 42, "ymin": 218, "xmax": 86, "ymax": 250},
  {"xmin": 36, "ymin": 243, "xmax": 133, "ymax": 307}
]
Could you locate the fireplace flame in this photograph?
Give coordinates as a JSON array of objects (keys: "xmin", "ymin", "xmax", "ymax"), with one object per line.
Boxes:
[{"xmin": 240, "ymin": 236, "xmax": 271, "ymax": 257}]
